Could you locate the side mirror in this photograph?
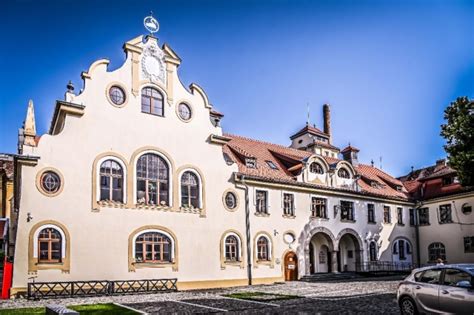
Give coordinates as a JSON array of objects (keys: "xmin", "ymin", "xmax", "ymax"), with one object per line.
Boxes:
[{"xmin": 456, "ymin": 280, "xmax": 472, "ymax": 289}]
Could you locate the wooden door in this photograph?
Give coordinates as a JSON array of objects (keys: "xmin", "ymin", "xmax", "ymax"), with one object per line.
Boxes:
[{"xmin": 284, "ymin": 252, "xmax": 298, "ymax": 281}]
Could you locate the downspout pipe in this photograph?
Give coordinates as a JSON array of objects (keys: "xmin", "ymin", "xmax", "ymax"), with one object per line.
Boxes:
[
  {"xmin": 240, "ymin": 175, "xmax": 252, "ymax": 285},
  {"xmin": 415, "ymin": 202, "xmax": 422, "ymax": 267}
]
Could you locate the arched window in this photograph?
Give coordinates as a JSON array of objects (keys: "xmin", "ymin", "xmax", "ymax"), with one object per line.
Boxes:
[
  {"xmin": 141, "ymin": 87, "xmax": 164, "ymax": 116},
  {"xmin": 135, "ymin": 231, "xmax": 172, "ymax": 263},
  {"xmin": 257, "ymin": 236, "xmax": 269, "ymax": 261},
  {"xmin": 310, "ymin": 162, "xmax": 324, "ymax": 174},
  {"xmin": 181, "ymin": 171, "xmax": 200, "ymax": 208},
  {"xmin": 99, "ymin": 159, "xmax": 124, "ymax": 202},
  {"xmin": 136, "ymin": 153, "xmax": 169, "ymax": 206},
  {"xmin": 225, "ymin": 235, "xmax": 239, "ymax": 262},
  {"xmin": 338, "ymin": 168, "xmax": 350, "ymax": 179},
  {"xmin": 369, "ymin": 242, "xmax": 377, "ymax": 261},
  {"xmin": 428, "ymin": 242, "xmax": 446, "ymax": 262},
  {"xmin": 38, "ymin": 228, "xmax": 62, "ymax": 263}
]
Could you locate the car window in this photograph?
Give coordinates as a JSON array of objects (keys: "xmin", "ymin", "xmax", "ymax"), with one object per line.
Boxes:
[
  {"xmin": 443, "ymin": 269, "xmax": 472, "ymax": 287},
  {"xmin": 419, "ymin": 269, "xmax": 442, "ymax": 284},
  {"xmin": 414, "ymin": 271, "xmax": 423, "ymax": 282}
]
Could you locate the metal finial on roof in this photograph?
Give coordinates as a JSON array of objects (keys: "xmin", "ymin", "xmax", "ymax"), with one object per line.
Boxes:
[
  {"xmin": 306, "ymin": 103, "xmax": 310, "ymax": 126},
  {"xmin": 67, "ymin": 80, "xmax": 74, "ymax": 92},
  {"xmin": 371, "ymin": 159, "xmax": 374, "ymax": 167}
]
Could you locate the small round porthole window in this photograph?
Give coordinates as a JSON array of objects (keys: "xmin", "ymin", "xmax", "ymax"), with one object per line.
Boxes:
[
  {"xmin": 109, "ymin": 86, "xmax": 126, "ymax": 106},
  {"xmin": 178, "ymin": 103, "xmax": 192, "ymax": 121},
  {"xmin": 462, "ymin": 203, "xmax": 472, "ymax": 215},
  {"xmin": 40, "ymin": 171, "xmax": 61, "ymax": 194},
  {"xmin": 283, "ymin": 232, "xmax": 296, "ymax": 245},
  {"xmin": 223, "ymin": 191, "xmax": 238, "ymax": 211}
]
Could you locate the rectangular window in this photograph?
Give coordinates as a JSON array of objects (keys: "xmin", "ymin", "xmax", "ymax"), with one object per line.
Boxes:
[
  {"xmin": 383, "ymin": 206, "xmax": 391, "ymax": 224},
  {"xmin": 397, "ymin": 207, "xmax": 404, "ymax": 225},
  {"xmin": 283, "ymin": 193, "xmax": 295, "ymax": 216},
  {"xmin": 311, "ymin": 197, "xmax": 327, "ymax": 219},
  {"xmin": 439, "ymin": 204, "xmax": 453, "ymax": 224},
  {"xmin": 340, "ymin": 201, "xmax": 354, "ymax": 221},
  {"xmin": 256, "ymin": 190, "xmax": 268, "ymax": 214},
  {"xmin": 442, "ymin": 176, "xmax": 454, "ymax": 186},
  {"xmin": 418, "ymin": 208, "xmax": 430, "ymax": 225},
  {"xmin": 464, "ymin": 236, "xmax": 474, "ymax": 253},
  {"xmin": 409, "ymin": 209, "xmax": 415, "ymax": 226},
  {"xmin": 367, "ymin": 204, "xmax": 375, "ymax": 223}
]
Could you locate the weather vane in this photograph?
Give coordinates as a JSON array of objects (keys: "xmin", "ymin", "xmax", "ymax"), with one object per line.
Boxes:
[{"xmin": 144, "ymin": 11, "xmax": 159, "ymax": 34}]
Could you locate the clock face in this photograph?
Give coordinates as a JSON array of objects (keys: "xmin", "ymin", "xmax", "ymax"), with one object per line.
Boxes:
[{"xmin": 144, "ymin": 55, "xmax": 162, "ymax": 77}]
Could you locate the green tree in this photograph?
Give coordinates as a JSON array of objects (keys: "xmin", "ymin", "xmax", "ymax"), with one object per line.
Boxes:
[{"xmin": 440, "ymin": 96, "xmax": 474, "ymax": 187}]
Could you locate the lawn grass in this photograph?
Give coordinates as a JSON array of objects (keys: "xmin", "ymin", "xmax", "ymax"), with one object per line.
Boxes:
[
  {"xmin": 0, "ymin": 307, "xmax": 44, "ymax": 315},
  {"xmin": 225, "ymin": 291, "xmax": 300, "ymax": 301},
  {"xmin": 69, "ymin": 303, "xmax": 138, "ymax": 314},
  {"xmin": 0, "ymin": 303, "xmax": 138, "ymax": 315}
]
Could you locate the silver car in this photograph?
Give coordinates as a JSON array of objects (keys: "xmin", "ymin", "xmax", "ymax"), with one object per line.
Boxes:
[{"xmin": 397, "ymin": 264, "xmax": 474, "ymax": 314}]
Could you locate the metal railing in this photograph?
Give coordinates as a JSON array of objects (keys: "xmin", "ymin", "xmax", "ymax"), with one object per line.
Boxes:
[
  {"xmin": 355, "ymin": 261, "xmax": 419, "ymax": 273},
  {"xmin": 27, "ymin": 278, "xmax": 177, "ymax": 300}
]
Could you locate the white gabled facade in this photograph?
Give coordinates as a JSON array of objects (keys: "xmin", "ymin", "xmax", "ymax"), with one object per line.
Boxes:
[{"xmin": 10, "ymin": 31, "xmax": 424, "ymax": 297}]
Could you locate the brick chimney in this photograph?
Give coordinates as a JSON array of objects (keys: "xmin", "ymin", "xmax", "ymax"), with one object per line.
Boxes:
[{"xmin": 323, "ymin": 104, "xmax": 331, "ymax": 143}]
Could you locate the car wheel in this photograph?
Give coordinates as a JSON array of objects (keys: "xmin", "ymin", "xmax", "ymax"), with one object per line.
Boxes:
[{"xmin": 399, "ymin": 297, "xmax": 418, "ymax": 315}]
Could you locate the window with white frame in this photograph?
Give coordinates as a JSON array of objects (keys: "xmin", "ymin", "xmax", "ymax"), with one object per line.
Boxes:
[
  {"xmin": 256, "ymin": 236, "xmax": 270, "ymax": 261},
  {"xmin": 439, "ymin": 204, "xmax": 452, "ymax": 224},
  {"xmin": 256, "ymin": 190, "xmax": 268, "ymax": 214},
  {"xmin": 283, "ymin": 193, "xmax": 295, "ymax": 216},
  {"xmin": 311, "ymin": 197, "xmax": 327, "ymax": 218},
  {"xmin": 340, "ymin": 200, "xmax": 354, "ymax": 221},
  {"xmin": 99, "ymin": 159, "xmax": 124, "ymax": 202},
  {"xmin": 136, "ymin": 153, "xmax": 170, "ymax": 206},
  {"xmin": 180, "ymin": 171, "xmax": 200, "ymax": 208},
  {"xmin": 225, "ymin": 234, "xmax": 240, "ymax": 262}
]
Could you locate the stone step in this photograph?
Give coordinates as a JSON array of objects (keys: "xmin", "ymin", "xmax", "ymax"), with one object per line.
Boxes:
[{"xmin": 300, "ymin": 272, "xmax": 364, "ymax": 282}]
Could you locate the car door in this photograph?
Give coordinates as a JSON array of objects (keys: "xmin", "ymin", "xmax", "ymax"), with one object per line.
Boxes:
[
  {"xmin": 438, "ymin": 268, "xmax": 474, "ymax": 314},
  {"xmin": 414, "ymin": 268, "xmax": 443, "ymax": 313}
]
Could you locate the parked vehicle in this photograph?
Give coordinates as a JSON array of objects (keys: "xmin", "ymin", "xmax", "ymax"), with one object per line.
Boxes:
[{"xmin": 397, "ymin": 264, "xmax": 474, "ymax": 314}]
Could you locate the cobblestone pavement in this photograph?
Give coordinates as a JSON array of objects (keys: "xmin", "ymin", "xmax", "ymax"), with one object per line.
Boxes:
[{"xmin": 0, "ymin": 277, "xmax": 402, "ymax": 314}]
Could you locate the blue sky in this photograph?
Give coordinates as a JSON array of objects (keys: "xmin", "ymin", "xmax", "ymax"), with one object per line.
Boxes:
[{"xmin": 0, "ymin": 0, "xmax": 472, "ymax": 176}]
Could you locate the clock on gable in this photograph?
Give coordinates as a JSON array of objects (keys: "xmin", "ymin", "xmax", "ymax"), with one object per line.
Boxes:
[{"xmin": 141, "ymin": 40, "xmax": 166, "ymax": 85}]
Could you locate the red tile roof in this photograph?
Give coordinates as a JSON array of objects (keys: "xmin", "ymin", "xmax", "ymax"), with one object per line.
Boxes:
[
  {"xmin": 224, "ymin": 134, "xmax": 410, "ymax": 201},
  {"xmin": 290, "ymin": 125, "xmax": 329, "ymax": 140},
  {"xmin": 399, "ymin": 162, "xmax": 470, "ymax": 200},
  {"xmin": 341, "ymin": 145, "xmax": 360, "ymax": 153}
]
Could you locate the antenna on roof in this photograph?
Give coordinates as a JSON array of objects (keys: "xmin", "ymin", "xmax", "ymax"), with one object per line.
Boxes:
[
  {"xmin": 379, "ymin": 156, "xmax": 383, "ymax": 170},
  {"xmin": 306, "ymin": 103, "xmax": 310, "ymax": 126}
]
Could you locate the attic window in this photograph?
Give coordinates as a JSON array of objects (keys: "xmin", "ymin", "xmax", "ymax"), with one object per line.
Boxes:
[
  {"xmin": 223, "ymin": 153, "xmax": 234, "ymax": 166},
  {"xmin": 309, "ymin": 162, "xmax": 324, "ymax": 174},
  {"xmin": 371, "ymin": 181, "xmax": 379, "ymax": 188},
  {"xmin": 338, "ymin": 168, "xmax": 350, "ymax": 179},
  {"xmin": 245, "ymin": 158, "xmax": 257, "ymax": 169},
  {"xmin": 266, "ymin": 160, "xmax": 278, "ymax": 170},
  {"xmin": 396, "ymin": 185, "xmax": 403, "ymax": 192}
]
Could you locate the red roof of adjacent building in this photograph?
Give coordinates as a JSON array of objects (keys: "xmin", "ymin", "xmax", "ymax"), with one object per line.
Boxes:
[
  {"xmin": 223, "ymin": 134, "xmax": 409, "ymax": 201},
  {"xmin": 398, "ymin": 160, "xmax": 471, "ymax": 200}
]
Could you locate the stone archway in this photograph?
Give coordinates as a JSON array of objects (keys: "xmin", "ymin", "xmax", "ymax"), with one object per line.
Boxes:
[
  {"xmin": 302, "ymin": 226, "xmax": 338, "ymax": 275},
  {"xmin": 336, "ymin": 228, "xmax": 364, "ymax": 272}
]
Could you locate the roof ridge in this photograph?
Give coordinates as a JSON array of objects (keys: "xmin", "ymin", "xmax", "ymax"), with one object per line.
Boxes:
[{"xmin": 224, "ymin": 133, "xmax": 309, "ymax": 155}]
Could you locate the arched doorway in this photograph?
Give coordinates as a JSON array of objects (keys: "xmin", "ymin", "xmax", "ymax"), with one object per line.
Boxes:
[
  {"xmin": 309, "ymin": 232, "xmax": 334, "ymax": 273},
  {"xmin": 337, "ymin": 230, "xmax": 363, "ymax": 272},
  {"xmin": 284, "ymin": 251, "xmax": 298, "ymax": 281}
]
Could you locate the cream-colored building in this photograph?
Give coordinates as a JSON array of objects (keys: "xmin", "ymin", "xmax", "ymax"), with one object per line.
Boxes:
[
  {"xmin": 8, "ymin": 29, "xmax": 469, "ymax": 297},
  {"xmin": 399, "ymin": 161, "xmax": 474, "ymax": 265}
]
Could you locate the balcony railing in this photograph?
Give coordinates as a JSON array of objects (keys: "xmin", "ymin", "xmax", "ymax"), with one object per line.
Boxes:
[{"xmin": 355, "ymin": 261, "xmax": 420, "ymax": 274}]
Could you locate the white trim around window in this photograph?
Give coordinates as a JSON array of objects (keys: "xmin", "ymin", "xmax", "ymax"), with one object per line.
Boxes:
[
  {"xmin": 177, "ymin": 168, "xmax": 203, "ymax": 209},
  {"xmin": 255, "ymin": 233, "xmax": 272, "ymax": 260},
  {"xmin": 131, "ymin": 229, "xmax": 176, "ymax": 260},
  {"xmin": 223, "ymin": 232, "xmax": 242, "ymax": 259},
  {"xmin": 132, "ymin": 150, "xmax": 174, "ymax": 207},
  {"xmin": 32, "ymin": 224, "xmax": 67, "ymax": 259},
  {"xmin": 96, "ymin": 156, "xmax": 127, "ymax": 204}
]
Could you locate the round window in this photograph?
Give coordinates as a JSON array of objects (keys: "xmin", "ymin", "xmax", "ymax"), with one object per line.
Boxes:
[
  {"xmin": 109, "ymin": 86, "xmax": 126, "ymax": 105},
  {"xmin": 283, "ymin": 232, "xmax": 296, "ymax": 244},
  {"xmin": 178, "ymin": 103, "xmax": 192, "ymax": 121},
  {"xmin": 41, "ymin": 171, "xmax": 61, "ymax": 194},
  {"xmin": 462, "ymin": 203, "xmax": 472, "ymax": 215},
  {"xmin": 225, "ymin": 192, "xmax": 237, "ymax": 210}
]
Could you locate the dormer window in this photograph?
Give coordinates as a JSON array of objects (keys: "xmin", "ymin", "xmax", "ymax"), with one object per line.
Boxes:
[
  {"xmin": 309, "ymin": 162, "xmax": 324, "ymax": 174},
  {"xmin": 266, "ymin": 160, "xmax": 278, "ymax": 170},
  {"xmin": 371, "ymin": 181, "xmax": 378, "ymax": 188},
  {"xmin": 245, "ymin": 158, "xmax": 257, "ymax": 169},
  {"xmin": 396, "ymin": 185, "xmax": 403, "ymax": 192},
  {"xmin": 338, "ymin": 168, "xmax": 350, "ymax": 179}
]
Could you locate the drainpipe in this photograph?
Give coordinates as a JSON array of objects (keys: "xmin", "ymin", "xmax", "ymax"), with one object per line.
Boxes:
[
  {"xmin": 414, "ymin": 202, "xmax": 422, "ymax": 267},
  {"xmin": 238, "ymin": 175, "xmax": 252, "ymax": 285}
]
